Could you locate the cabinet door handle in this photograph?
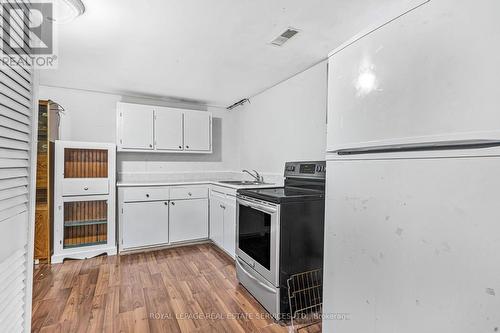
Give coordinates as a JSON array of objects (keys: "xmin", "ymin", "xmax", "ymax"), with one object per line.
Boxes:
[
  {"xmin": 146, "ymin": 194, "xmax": 150, "ymax": 198},
  {"xmin": 149, "ymin": 144, "xmax": 153, "ymax": 148},
  {"xmin": 84, "ymin": 187, "xmax": 88, "ymax": 191},
  {"xmin": 171, "ymin": 201, "xmax": 175, "ymax": 206},
  {"xmin": 186, "ymin": 145, "xmax": 190, "ymax": 149},
  {"xmin": 188, "ymin": 192, "xmax": 192, "ymax": 196},
  {"xmin": 164, "ymin": 202, "xmax": 168, "ymax": 205},
  {"xmin": 178, "ymin": 145, "xmax": 182, "ymax": 149}
]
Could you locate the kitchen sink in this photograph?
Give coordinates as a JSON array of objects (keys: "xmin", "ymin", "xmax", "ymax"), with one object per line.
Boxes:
[{"xmin": 219, "ymin": 180, "xmax": 272, "ymax": 186}]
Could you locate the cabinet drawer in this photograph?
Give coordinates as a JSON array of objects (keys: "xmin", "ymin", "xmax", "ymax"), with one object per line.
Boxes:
[
  {"xmin": 170, "ymin": 186, "xmax": 208, "ymax": 200},
  {"xmin": 62, "ymin": 178, "xmax": 109, "ymax": 196},
  {"xmin": 122, "ymin": 187, "xmax": 170, "ymax": 202}
]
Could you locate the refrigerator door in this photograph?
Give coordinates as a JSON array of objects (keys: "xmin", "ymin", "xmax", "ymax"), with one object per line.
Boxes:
[
  {"xmin": 327, "ymin": 0, "xmax": 500, "ymax": 152},
  {"xmin": 323, "ymin": 156, "xmax": 500, "ymax": 333}
]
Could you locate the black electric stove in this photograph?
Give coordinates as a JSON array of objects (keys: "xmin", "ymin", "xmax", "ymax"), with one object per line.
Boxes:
[
  {"xmin": 237, "ymin": 161, "xmax": 326, "ymax": 204},
  {"xmin": 235, "ymin": 161, "xmax": 326, "ymax": 320}
]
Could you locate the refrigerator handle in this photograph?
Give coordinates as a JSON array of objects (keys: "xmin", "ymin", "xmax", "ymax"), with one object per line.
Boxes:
[{"xmin": 336, "ymin": 139, "xmax": 500, "ymax": 155}]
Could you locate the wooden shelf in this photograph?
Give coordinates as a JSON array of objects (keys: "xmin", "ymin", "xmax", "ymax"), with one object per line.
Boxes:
[
  {"xmin": 64, "ymin": 219, "xmax": 107, "ymax": 227},
  {"xmin": 64, "ymin": 240, "xmax": 107, "ymax": 249}
]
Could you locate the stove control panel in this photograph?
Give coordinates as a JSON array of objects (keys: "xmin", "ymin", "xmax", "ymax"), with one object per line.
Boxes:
[{"xmin": 284, "ymin": 161, "xmax": 326, "ymax": 179}]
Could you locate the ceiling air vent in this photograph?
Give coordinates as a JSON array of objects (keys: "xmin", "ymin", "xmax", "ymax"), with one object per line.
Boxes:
[{"xmin": 270, "ymin": 28, "xmax": 299, "ymax": 46}]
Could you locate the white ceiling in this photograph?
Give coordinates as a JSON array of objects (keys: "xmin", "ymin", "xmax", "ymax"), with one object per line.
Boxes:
[{"xmin": 40, "ymin": 0, "xmax": 421, "ymax": 106}]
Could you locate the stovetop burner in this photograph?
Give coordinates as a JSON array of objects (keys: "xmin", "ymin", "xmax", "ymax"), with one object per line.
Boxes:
[{"xmin": 237, "ymin": 186, "xmax": 324, "ymax": 204}]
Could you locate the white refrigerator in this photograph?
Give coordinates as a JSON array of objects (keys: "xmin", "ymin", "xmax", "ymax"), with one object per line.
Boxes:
[{"xmin": 323, "ymin": 0, "xmax": 500, "ymax": 332}]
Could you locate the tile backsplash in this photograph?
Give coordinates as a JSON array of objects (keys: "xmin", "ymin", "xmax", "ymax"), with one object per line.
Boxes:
[{"xmin": 118, "ymin": 171, "xmax": 284, "ymax": 185}]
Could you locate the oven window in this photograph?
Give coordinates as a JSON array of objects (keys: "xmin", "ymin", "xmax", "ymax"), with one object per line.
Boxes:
[{"xmin": 238, "ymin": 205, "xmax": 271, "ymax": 270}]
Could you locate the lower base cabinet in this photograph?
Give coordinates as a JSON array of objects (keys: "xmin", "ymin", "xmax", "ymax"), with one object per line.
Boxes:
[
  {"xmin": 118, "ymin": 185, "xmax": 209, "ymax": 252},
  {"xmin": 169, "ymin": 198, "xmax": 209, "ymax": 243},
  {"xmin": 222, "ymin": 198, "xmax": 236, "ymax": 257},
  {"xmin": 209, "ymin": 192, "xmax": 225, "ymax": 247},
  {"xmin": 209, "ymin": 187, "xmax": 237, "ymax": 258},
  {"xmin": 122, "ymin": 201, "xmax": 169, "ymax": 249}
]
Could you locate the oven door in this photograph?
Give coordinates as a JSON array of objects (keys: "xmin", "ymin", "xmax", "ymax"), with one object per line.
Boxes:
[{"xmin": 236, "ymin": 195, "xmax": 280, "ymax": 286}]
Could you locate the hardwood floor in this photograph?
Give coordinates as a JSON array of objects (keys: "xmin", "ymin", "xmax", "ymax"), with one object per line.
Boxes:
[{"xmin": 32, "ymin": 243, "xmax": 322, "ymax": 332}]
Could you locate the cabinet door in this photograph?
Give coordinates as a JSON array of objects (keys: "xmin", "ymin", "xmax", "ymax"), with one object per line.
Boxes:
[
  {"xmin": 169, "ymin": 199, "xmax": 208, "ymax": 243},
  {"xmin": 222, "ymin": 197, "xmax": 236, "ymax": 258},
  {"xmin": 209, "ymin": 194, "xmax": 224, "ymax": 247},
  {"xmin": 122, "ymin": 201, "xmax": 168, "ymax": 249},
  {"xmin": 119, "ymin": 103, "xmax": 154, "ymax": 150},
  {"xmin": 155, "ymin": 108, "xmax": 184, "ymax": 151},
  {"xmin": 183, "ymin": 112, "xmax": 211, "ymax": 151}
]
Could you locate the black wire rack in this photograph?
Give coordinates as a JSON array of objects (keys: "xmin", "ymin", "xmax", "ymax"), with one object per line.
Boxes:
[{"xmin": 287, "ymin": 268, "xmax": 323, "ymax": 332}]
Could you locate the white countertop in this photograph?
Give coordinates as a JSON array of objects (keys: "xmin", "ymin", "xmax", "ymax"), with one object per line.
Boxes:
[{"xmin": 116, "ymin": 180, "xmax": 278, "ymax": 190}]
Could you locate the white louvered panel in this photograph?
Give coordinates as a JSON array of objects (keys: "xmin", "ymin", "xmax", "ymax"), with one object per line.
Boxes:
[
  {"xmin": 0, "ymin": 85, "xmax": 31, "ymax": 108},
  {"xmin": 0, "ymin": 249, "xmax": 25, "ymax": 333},
  {"xmin": 0, "ymin": 168, "xmax": 28, "ymax": 179},
  {"xmin": 0, "ymin": 56, "xmax": 30, "ymax": 83},
  {"xmin": 0, "ymin": 159, "xmax": 29, "ymax": 168},
  {"xmin": 0, "ymin": 137, "xmax": 29, "ymax": 150},
  {"xmin": 0, "ymin": 48, "xmax": 30, "ymax": 82},
  {"xmin": 0, "ymin": 115, "xmax": 29, "ymax": 133},
  {"xmin": 0, "ymin": 85, "xmax": 30, "ymax": 108},
  {"xmin": 0, "ymin": 177, "xmax": 28, "ymax": 191},
  {"xmin": 0, "ymin": 127, "xmax": 30, "ymax": 142},
  {"xmin": 0, "ymin": 194, "xmax": 28, "ymax": 214},
  {"xmin": 0, "ymin": 186, "xmax": 27, "ymax": 201},
  {"xmin": 0, "ymin": 1, "xmax": 33, "ymax": 331},
  {"xmin": 0, "ymin": 67, "xmax": 31, "ymax": 91},
  {"xmin": 0, "ymin": 106, "xmax": 30, "ymax": 126},
  {"xmin": 0, "ymin": 205, "xmax": 27, "ymax": 222},
  {"xmin": 0, "ymin": 69, "xmax": 31, "ymax": 95},
  {"xmin": 0, "ymin": 4, "xmax": 32, "ymax": 64},
  {"xmin": 0, "ymin": 74, "xmax": 31, "ymax": 101},
  {"xmin": 0, "ymin": 94, "xmax": 30, "ymax": 117},
  {"xmin": 0, "ymin": 148, "xmax": 28, "ymax": 160},
  {"xmin": 0, "ymin": 37, "xmax": 30, "ymax": 77}
]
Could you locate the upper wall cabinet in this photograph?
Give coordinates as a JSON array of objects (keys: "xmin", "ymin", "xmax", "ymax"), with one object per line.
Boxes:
[
  {"xmin": 117, "ymin": 102, "xmax": 212, "ymax": 153},
  {"xmin": 155, "ymin": 107, "xmax": 184, "ymax": 151},
  {"xmin": 118, "ymin": 103, "xmax": 154, "ymax": 150},
  {"xmin": 184, "ymin": 112, "xmax": 211, "ymax": 151}
]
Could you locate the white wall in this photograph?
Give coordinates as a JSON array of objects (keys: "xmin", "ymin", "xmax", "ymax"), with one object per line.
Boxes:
[
  {"xmin": 38, "ymin": 86, "xmax": 240, "ymax": 174},
  {"xmin": 238, "ymin": 61, "xmax": 328, "ymax": 175}
]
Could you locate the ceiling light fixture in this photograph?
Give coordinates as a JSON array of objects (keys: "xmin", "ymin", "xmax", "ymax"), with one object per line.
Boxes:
[{"xmin": 49, "ymin": 0, "xmax": 86, "ymax": 23}]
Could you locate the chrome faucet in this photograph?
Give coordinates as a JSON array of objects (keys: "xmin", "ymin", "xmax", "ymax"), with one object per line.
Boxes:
[{"xmin": 242, "ymin": 169, "xmax": 264, "ymax": 183}]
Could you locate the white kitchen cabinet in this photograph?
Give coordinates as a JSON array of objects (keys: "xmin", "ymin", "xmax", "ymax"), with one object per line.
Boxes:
[
  {"xmin": 209, "ymin": 192, "xmax": 224, "ymax": 247},
  {"xmin": 122, "ymin": 201, "xmax": 169, "ymax": 249},
  {"xmin": 155, "ymin": 107, "xmax": 184, "ymax": 151},
  {"xmin": 118, "ymin": 185, "xmax": 209, "ymax": 252},
  {"xmin": 222, "ymin": 197, "xmax": 236, "ymax": 258},
  {"xmin": 117, "ymin": 102, "xmax": 212, "ymax": 153},
  {"xmin": 117, "ymin": 103, "xmax": 154, "ymax": 150},
  {"xmin": 209, "ymin": 187, "xmax": 237, "ymax": 258},
  {"xmin": 52, "ymin": 141, "xmax": 117, "ymax": 264},
  {"xmin": 169, "ymin": 198, "xmax": 209, "ymax": 243},
  {"xmin": 183, "ymin": 112, "xmax": 211, "ymax": 151}
]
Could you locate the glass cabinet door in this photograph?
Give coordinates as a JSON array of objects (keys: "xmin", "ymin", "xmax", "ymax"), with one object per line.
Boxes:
[
  {"xmin": 63, "ymin": 200, "xmax": 108, "ymax": 249},
  {"xmin": 64, "ymin": 148, "xmax": 108, "ymax": 178}
]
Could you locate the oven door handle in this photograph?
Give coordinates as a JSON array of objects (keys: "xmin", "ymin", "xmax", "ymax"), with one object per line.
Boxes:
[
  {"xmin": 238, "ymin": 200, "xmax": 276, "ymax": 214},
  {"xmin": 236, "ymin": 258, "xmax": 277, "ymax": 293}
]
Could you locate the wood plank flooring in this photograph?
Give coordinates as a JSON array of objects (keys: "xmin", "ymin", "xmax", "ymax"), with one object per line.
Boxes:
[{"xmin": 32, "ymin": 243, "xmax": 322, "ymax": 332}]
